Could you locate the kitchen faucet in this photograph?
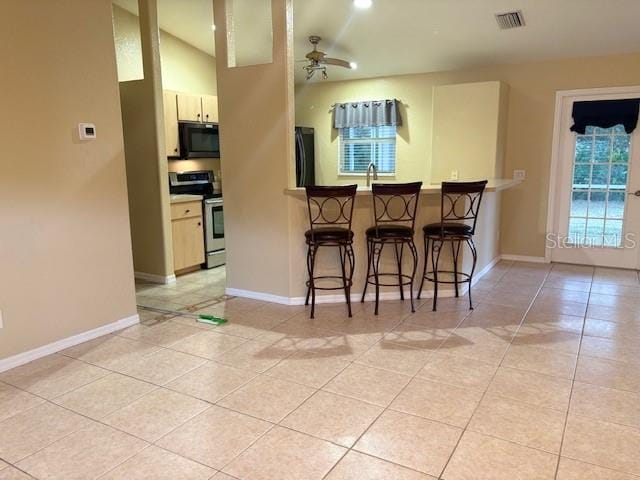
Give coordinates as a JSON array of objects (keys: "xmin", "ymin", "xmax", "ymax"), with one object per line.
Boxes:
[{"xmin": 366, "ymin": 162, "xmax": 378, "ymax": 187}]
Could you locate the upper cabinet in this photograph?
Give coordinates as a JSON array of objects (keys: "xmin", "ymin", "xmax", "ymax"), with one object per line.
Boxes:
[
  {"xmin": 430, "ymin": 81, "xmax": 509, "ymax": 183},
  {"xmin": 177, "ymin": 93, "xmax": 203, "ymax": 122},
  {"xmin": 163, "ymin": 90, "xmax": 219, "ymax": 158},
  {"xmin": 163, "ymin": 91, "xmax": 180, "ymax": 158},
  {"xmin": 201, "ymin": 95, "xmax": 218, "ymax": 123}
]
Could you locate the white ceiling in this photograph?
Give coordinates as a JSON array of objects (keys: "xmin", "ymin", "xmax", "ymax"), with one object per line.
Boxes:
[{"xmin": 113, "ymin": 0, "xmax": 640, "ymax": 83}]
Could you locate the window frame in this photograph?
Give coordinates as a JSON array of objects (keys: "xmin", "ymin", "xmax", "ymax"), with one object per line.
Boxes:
[{"xmin": 337, "ymin": 125, "xmax": 397, "ymax": 177}]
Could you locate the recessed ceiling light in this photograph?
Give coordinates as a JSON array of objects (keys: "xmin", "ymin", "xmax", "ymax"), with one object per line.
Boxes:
[
  {"xmin": 349, "ymin": 62, "xmax": 358, "ymax": 70},
  {"xmin": 354, "ymin": 0, "xmax": 372, "ymax": 9}
]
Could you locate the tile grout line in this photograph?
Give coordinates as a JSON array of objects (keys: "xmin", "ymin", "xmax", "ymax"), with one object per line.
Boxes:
[
  {"xmin": 436, "ymin": 261, "xmax": 555, "ymax": 479},
  {"xmin": 552, "ymin": 266, "xmax": 593, "ymax": 480}
]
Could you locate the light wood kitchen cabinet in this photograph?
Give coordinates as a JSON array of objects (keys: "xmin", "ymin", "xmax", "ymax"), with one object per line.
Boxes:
[
  {"xmin": 163, "ymin": 91, "xmax": 180, "ymax": 158},
  {"xmin": 176, "ymin": 93, "xmax": 203, "ymax": 122},
  {"xmin": 171, "ymin": 201, "xmax": 205, "ymax": 272},
  {"xmin": 201, "ymin": 95, "xmax": 218, "ymax": 123}
]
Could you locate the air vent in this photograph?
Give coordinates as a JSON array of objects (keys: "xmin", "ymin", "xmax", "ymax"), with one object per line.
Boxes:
[{"xmin": 495, "ymin": 10, "xmax": 525, "ymax": 30}]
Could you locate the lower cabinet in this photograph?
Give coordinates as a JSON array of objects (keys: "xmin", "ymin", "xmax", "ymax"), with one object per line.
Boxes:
[{"xmin": 171, "ymin": 201, "xmax": 205, "ymax": 272}]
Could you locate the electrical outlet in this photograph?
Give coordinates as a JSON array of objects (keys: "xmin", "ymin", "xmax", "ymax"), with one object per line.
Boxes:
[
  {"xmin": 451, "ymin": 170, "xmax": 459, "ymax": 180},
  {"xmin": 513, "ymin": 169, "xmax": 526, "ymax": 180}
]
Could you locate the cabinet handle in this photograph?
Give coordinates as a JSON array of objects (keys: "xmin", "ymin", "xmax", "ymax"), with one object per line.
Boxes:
[
  {"xmin": 185, "ymin": 209, "xmax": 190, "ymax": 214},
  {"xmin": 174, "ymin": 148, "xmax": 178, "ymax": 153},
  {"xmin": 198, "ymin": 222, "xmax": 201, "ymax": 226}
]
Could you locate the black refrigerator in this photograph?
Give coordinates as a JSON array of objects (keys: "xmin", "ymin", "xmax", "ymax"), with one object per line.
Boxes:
[{"xmin": 295, "ymin": 126, "xmax": 315, "ymax": 187}]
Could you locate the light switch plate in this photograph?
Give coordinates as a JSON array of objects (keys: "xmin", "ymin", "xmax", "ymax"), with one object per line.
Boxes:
[
  {"xmin": 513, "ymin": 169, "xmax": 526, "ymax": 180},
  {"xmin": 451, "ymin": 170, "xmax": 459, "ymax": 180}
]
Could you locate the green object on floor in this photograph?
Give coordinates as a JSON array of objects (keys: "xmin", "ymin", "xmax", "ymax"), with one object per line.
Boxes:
[{"xmin": 196, "ymin": 314, "xmax": 227, "ymax": 325}]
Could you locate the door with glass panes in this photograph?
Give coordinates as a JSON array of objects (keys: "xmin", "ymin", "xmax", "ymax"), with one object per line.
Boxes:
[{"xmin": 551, "ymin": 91, "xmax": 640, "ymax": 268}]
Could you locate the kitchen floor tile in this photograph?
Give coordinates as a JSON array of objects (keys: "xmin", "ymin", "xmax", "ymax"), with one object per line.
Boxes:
[
  {"xmin": 115, "ymin": 348, "xmax": 206, "ymax": 385},
  {"xmin": 167, "ymin": 330, "xmax": 247, "ymax": 359},
  {"xmin": 323, "ymin": 363, "xmax": 411, "ymax": 406},
  {"xmin": 556, "ymin": 457, "xmax": 637, "ymax": 480},
  {"xmin": 214, "ymin": 340, "xmax": 294, "ymax": 373},
  {"xmin": 61, "ymin": 335, "xmax": 161, "ymax": 370},
  {"xmin": 16, "ymin": 422, "xmax": 147, "ymax": 480},
  {"xmin": 502, "ymin": 344, "xmax": 577, "ymax": 379},
  {"xmin": 53, "ymin": 373, "xmax": 155, "ymax": 420},
  {"xmin": 467, "ymin": 394, "xmax": 566, "ymax": 453},
  {"xmin": 443, "ymin": 431, "xmax": 557, "ymax": 480},
  {"xmin": 0, "ymin": 381, "xmax": 45, "ymax": 422},
  {"xmin": 0, "ymin": 354, "xmax": 108, "ymax": 399},
  {"xmin": 265, "ymin": 350, "xmax": 350, "ymax": 387},
  {"xmin": 354, "ymin": 410, "xmax": 461, "ymax": 476},
  {"xmin": 156, "ymin": 405, "xmax": 272, "ymax": 470},
  {"xmin": 0, "ymin": 467, "xmax": 34, "ymax": 479},
  {"xmin": 103, "ymin": 388, "xmax": 209, "ymax": 441},
  {"xmin": 575, "ymin": 355, "xmax": 640, "ymax": 393},
  {"xmin": 355, "ymin": 340, "xmax": 431, "ymax": 376},
  {"xmin": 217, "ymin": 376, "xmax": 315, "ymax": 422},
  {"xmin": 486, "ymin": 367, "xmax": 572, "ymax": 411},
  {"xmin": 224, "ymin": 426, "xmax": 345, "ymax": 480},
  {"xmin": 562, "ymin": 414, "xmax": 640, "ymax": 475},
  {"xmin": 166, "ymin": 361, "xmax": 256, "ymax": 403},
  {"xmin": 118, "ymin": 321, "xmax": 202, "ymax": 347},
  {"xmin": 281, "ymin": 390, "xmax": 383, "ymax": 447},
  {"xmin": 98, "ymin": 445, "xmax": 215, "ymax": 480},
  {"xmin": 0, "ymin": 402, "xmax": 91, "ymax": 463},
  {"xmin": 416, "ymin": 351, "xmax": 497, "ymax": 391},
  {"xmin": 325, "ymin": 451, "xmax": 436, "ymax": 480},
  {"xmin": 390, "ymin": 377, "xmax": 482, "ymax": 427},
  {"xmin": 570, "ymin": 381, "xmax": 640, "ymax": 429}
]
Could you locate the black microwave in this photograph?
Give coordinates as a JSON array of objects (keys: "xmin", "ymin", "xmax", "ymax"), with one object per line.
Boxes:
[{"xmin": 179, "ymin": 121, "xmax": 220, "ymax": 158}]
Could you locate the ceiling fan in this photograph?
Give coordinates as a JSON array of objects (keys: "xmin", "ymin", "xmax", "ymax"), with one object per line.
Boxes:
[{"xmin": 301, "ymin": 36, "xmax": 355, "ymax": 80}]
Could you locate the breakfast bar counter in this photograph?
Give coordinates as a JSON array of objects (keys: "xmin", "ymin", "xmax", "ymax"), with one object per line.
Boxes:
[{"xmin": 284, "ymin": 178, "xmax": 521, "ymax": 302}]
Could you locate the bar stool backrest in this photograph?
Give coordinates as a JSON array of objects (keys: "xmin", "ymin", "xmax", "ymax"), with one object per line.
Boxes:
[
  {"xmin": 305, "ymin": 185, "xmax": 358, "ymax": 240},
  {"xmin": 371, "ymin": 182, "xmax": 423, "ymax": 234},
  {"xmin": 440, "ymin": 180, "xmax": 488, "ymax": 235}
]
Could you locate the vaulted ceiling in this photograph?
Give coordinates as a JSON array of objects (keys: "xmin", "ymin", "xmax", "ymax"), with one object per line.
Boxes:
[{"xmin": 113, "ymin": 0, "xmax": 640, "ymax": 83}]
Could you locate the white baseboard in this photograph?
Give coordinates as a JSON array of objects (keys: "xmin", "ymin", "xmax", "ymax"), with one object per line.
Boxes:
[
  {"xmin": 225, "ymin": 255, "xmax": 501, "ymax": 306},
  {"xmin": 134, "ymin": 271, "xmax": 177, "ymax": 285},
  {"xmin": 500, "ymin": 254, "xmax": 550, "ymax": 264},
  {"xmin": 0, "ymin": 314, "xmax": 140, "ymax": 374}
]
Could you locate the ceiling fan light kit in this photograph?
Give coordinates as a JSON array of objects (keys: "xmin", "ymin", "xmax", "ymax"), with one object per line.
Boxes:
[{"xmin": 302, "ymin": 35, "xmax": 355, "ymax": 80}]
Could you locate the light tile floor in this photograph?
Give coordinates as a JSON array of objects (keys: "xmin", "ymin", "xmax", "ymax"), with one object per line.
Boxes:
[{"xmin": 2, "ymin": 261, "xmax": 640, "ymax": 478}]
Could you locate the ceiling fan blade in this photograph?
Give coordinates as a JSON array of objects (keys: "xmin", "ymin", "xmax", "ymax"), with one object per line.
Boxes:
[{"xmin": 322, "ymin": 57, "xmax": 352, "ymax": 69}]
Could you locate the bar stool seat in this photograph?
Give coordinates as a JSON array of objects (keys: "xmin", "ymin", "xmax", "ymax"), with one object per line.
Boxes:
[
  {"xmin": 423, "ymin": 222, "xmax": 472, "ymax": 236},
  {"xmin": 366, "ymin": 224, "xmax": 414, "ymax": 239},
  {"xmin": 305, "ymin": 227, "xmax": 354, "ymax": 242}
]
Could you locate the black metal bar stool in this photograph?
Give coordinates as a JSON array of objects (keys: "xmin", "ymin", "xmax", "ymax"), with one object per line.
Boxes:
[
  {"xmin": 305, "ymin": 185, "xmax": 358, "ymax": 319},
  {"xmin": 361, "ymin": 182, "xmax": 422, "ymax": 315},
  {"xmin": 418, "ymin": 180, "xmax": 488, "ymax": 311}
]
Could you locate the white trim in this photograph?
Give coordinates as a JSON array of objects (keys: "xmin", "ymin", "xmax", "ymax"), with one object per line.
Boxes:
[
  {"xmin": 134, "ymin": 271, "xmax": 177, "ymax": 285},
  {"xmin": 0, "ymin": 314, "xmax": 140, "ymax": 373},
  {"xmin": 500, "ymin": 254, "xmax": 550, "ymax": 264},
  {"xmin": 225, "ymin": 255, "xmax": 502, "ymax": 306},
  {"xmin": 546, "ymin": 85, "xmax": 640, "ymax": 264}
]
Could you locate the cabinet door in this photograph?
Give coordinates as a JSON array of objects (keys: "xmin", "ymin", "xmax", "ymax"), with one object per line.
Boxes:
[
  {"xmin": 201, "ymin": 95, "xmax": 218, "ymax": 123},
  {"xmin": 176, "ymin": 93, "xmax": 203, "ymax": 122},
  {"xmin": 172, "ymin": 216, "xmax": 205, "ymax": 271},
  {"xmin": 163, "ymin": 91, "xmax": 180, "ymax": 157}
]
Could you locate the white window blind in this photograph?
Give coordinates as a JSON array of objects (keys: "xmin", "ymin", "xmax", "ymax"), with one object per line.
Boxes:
[{"xmin": 339, "ymin": 125, "xmax": 396, "ymax": 175}]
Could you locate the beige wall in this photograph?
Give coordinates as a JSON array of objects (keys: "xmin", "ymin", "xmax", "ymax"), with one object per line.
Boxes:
[
  {"xmin": 431, "ymin": 81, "xmax": 508, "ymax": 183},
  {"xmin": 0, "ymin": 0, "xmax": 137, "ymax": 359},
  {"xmin": 112, "ymin": 5, "xmax": 218, "ymax": 95},
  {"xmin": 214, "ymin": 0, "xmax": 295, "ymax": 297},
  {"xmin": 296, "ymin": 52, "xmax": 640, "ymax": 258},
  {"xmin": 120, "ymin": 0, "xmax": 174, "ymax": 279}
]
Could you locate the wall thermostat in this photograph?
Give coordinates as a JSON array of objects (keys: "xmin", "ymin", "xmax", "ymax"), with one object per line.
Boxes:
[{"xmin": 78, "ymin": 123, "xmax": 97, "ymax": 140}]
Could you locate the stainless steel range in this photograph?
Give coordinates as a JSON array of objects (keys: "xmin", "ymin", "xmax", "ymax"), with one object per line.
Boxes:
[{"xmin": 169, "ymin": 170, "xmax": 225, "ymax": 268}]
